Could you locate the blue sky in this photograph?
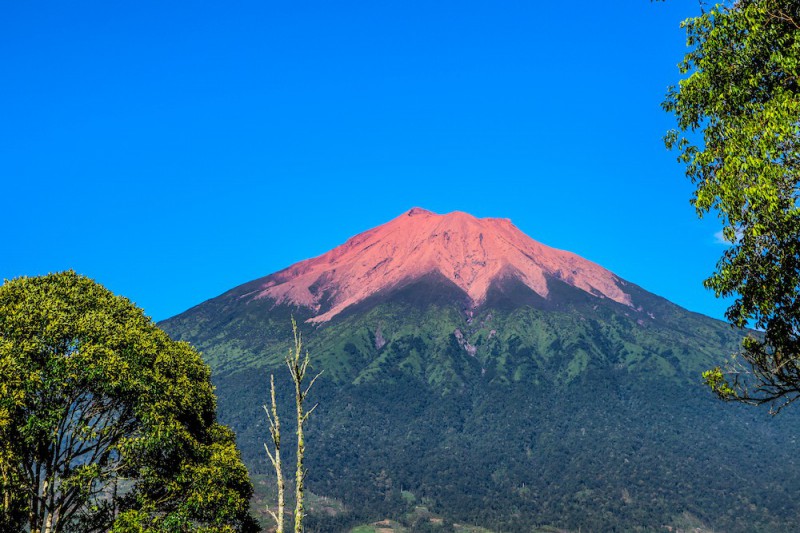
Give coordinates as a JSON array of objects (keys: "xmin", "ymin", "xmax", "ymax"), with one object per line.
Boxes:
[{"xmin": 1, "ymin": 0, "xmax": 732, "ymax": 322}]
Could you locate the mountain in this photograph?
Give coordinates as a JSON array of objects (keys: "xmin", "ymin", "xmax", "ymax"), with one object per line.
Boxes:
[{"xmin": 161, "ymin": 208, "xmax": 800, "ymax": 532}]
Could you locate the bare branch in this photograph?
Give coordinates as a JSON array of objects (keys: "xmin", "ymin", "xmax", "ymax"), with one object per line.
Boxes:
[
  {"xmin": 303, "ymin": 403, "xmax": 319, "ymax": 422},
  {"xmin": 769, "ymin": 8, "xmax": 800, "ymax": 29},
  {"xmin": 303, "ymin": 371, "xmax": 323, "ymax": 399},
  {"xmin": 264, "ymin": 443, "xmax": 277, "ymax": 469}
]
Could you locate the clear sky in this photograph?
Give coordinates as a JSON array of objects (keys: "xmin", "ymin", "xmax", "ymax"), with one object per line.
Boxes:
[{"xmin": 1, "ymin": 0, "xmax": 733, "ymax": 323}]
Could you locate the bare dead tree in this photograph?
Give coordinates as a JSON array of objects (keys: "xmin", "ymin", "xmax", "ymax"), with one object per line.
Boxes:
[
  {"xmin": 286, "ymin": 318, "xmax": 321, "ymax": 533},
  {"xmin": 263, "ymin": 374, "xmax": 285, "ymax": 533}
]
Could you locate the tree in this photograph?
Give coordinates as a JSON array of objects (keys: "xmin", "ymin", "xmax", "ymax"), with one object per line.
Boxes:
[
  {"xmin": 285, "ymin": 319, "xmax": 321, "ymax": 533},
  {"xmin": 0, "ymin": 271, "xmax": 259, "ymax": 532},
  {"xmin": 663, "ymin": 0, "xmax": 800, "ymax": 412},
  {"xmin": 263, "ymin": 374, "xmax": 285, "ymax": 533},
  {"xmin": 263, "ymin": 318, "xmax": 320, "ymax": 533}
]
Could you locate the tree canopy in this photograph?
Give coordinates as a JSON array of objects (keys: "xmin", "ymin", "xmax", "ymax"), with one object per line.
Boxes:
[
  {"xmin": 663, "ymin": 0, "xmax": 800, "ymax": 411},
  {"xmin": 0, "ymin": 271, "xmax": 259, "ymax": 532}
]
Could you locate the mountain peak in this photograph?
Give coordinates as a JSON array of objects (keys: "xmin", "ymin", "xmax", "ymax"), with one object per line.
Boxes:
[
  {"xmin": 254, "ymin": 208, "xmax": 633, "ymax": 322},
  {"xmin": 406, "ymin": 207, "xmax": 433, "ymax": 216}
]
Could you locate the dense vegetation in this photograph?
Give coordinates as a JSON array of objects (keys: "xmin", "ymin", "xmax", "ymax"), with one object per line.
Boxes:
[
  {"xmin": 0, "ymin": 272, "xmax": 258, "ymax": 532},
  {"xmin": 664, "ymin": 0, "xmax": 800, "ymax": 409},
  {"xmin": 162, "ymin": 274, "xmax": 800, "ymax": 532}
]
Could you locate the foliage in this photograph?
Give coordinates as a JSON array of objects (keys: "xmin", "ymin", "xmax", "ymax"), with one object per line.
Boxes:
[
  {"xmin": 663, "ymin": 0, "xmax": 800, "ymax": 411},
  {"xmin": 0, "ymin": 271, "xmax": 258, "ymax": 532}
]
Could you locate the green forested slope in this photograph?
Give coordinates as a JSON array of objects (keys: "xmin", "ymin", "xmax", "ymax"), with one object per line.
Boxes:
[{"xmin": 161, "ymin": 275, "xmax": 800, "ymax": 532}]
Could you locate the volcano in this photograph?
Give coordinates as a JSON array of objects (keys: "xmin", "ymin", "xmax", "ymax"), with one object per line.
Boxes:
[{"xmin": 161, "ymin": 208, "xmax": 800, "ymax": 533}]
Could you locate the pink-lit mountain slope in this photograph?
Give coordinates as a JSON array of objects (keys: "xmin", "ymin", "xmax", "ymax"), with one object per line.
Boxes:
[{"xmin": 244, "ymin": 207, "xmax": 634, "ymax": 323}]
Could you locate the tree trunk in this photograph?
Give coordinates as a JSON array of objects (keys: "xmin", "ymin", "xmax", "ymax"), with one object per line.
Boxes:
[
  {"xmin": 285, "ymin": 318, "xmax": 320, "ymax": 533},
  {"xmin": 265, "ymin": 373, "xmax": 285, "ymax": 533},
  {"xmin": 294, "ymin": 384, "xmax": 305, "ymax": 533}
]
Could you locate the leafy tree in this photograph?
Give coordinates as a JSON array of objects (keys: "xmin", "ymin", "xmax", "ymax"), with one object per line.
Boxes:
[
  {"xmin": 663, "ymin": 0, "xmax": 800, "ymax": 411},
  {"xmin": 0, "ymin": 271, "xmax": 259, "ymax": 532}
]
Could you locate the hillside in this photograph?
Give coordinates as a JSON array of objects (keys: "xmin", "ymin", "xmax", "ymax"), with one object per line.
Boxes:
[{"xmin": 161, "ymin": 209, "xmax": 800, "ymax": 532}]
